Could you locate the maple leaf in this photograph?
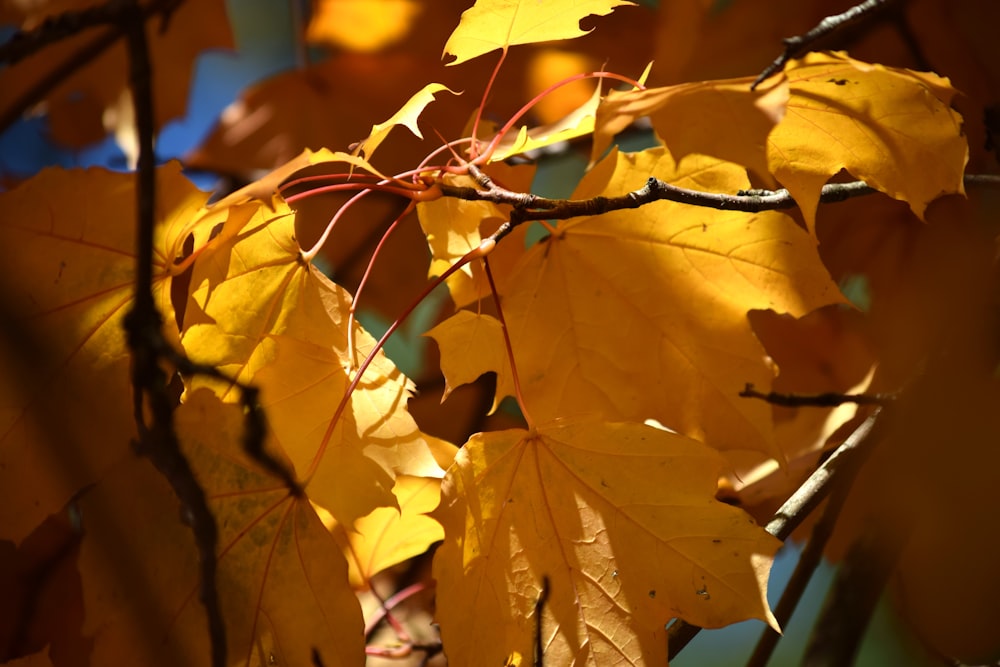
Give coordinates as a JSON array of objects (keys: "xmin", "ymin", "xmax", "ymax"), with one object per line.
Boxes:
[
  {"xmin": 0, "ymin": 164, "xmax": 210, "ymax": 544},
  {"xmin": 592, "ymin": 75, "xmax": 788, "ymax": 180},
  {"xmin": 180, "ymin": 196, "xmax": 440, "ymax": 526},
  {"xmin": 442, "ymin": 0, "xmax": 636, "ymax": 66},
  {"xmin": 77, "ymin": 390, "xmax": 365, "ymax": 666},
  {"xmin": 416, "ymin": 162, "xmax": 535, "ymax": 306},
  {"xmin": 433, "ymin": 417, "xmax": 780, "ymax": 665},
  {"xmin": 441, "ymin": 147, "xmax": 843, "ymax": 456},
  {"xmin": 0, "ymin": 0, "xmax": 232, "ymax": 147},
  {"xmin": 307, "ymin": 0, "xmax": 422, "ymax": 52},
  {"xmin": 768, "ymin": 52, "xmax": 967, "ymax": 231},
  {"xmin": 352, "ymin": 83, "xmax": 460, "ymax": 161},
  {"xmin": 425, "ymin": 310, "xmax": 516, "ymax": 412}
]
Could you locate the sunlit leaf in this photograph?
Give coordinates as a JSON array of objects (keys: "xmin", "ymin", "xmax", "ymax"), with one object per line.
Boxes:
[
  {"xmin": 181, "ymin": 197, "xmax": 440, "ymax": 525},
  {"xmin": 443, "ymin": 0, "xmax": 636, "ymax": 66},
  {"xmin": 451, "ymin": 147, "xmax": 843, "ymax": 456},
  {"xmin": 433, "ymin": 418, "xmax": 779, "ymax": 665},
  {"xmin": 592, "ymin": 75, "xmax": 788, "ymax": 180},
  {"xmin": 425, "ymin": 310, "xmax": 515, "ymax": 411},
  {"xmin": 416, "ymin": 162, "xmax": 535, "ymax": 306},
  {"xmin": 308, "ymin": 0, "xmax": 422, "ymax": 52},
  {"xmin": 352, "ymin": 83, "xmax": 459, "ymax": 161},
  {"xmin": 768, "ymin": 52, "xmax": 967, "ymax": 230}
]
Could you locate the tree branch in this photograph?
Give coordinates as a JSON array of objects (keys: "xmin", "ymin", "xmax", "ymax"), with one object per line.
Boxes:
[
  {"xmin": 118, "ymin": 2, "xmax": 227, "ymax": 665},
  {"xmin": 752, "ymin": 0, "xmax": 900, "ymax": 89},
  {"xmin": 437, "ymin": 173, "xmax": 1000, "ymax": 247},
  {"xmin": 0, "ymin": 0, "xmax": 180, "ymax": 134},
  {"xmin": 740, "ymin": 383, "xmax": 894, "ymax": 408}
]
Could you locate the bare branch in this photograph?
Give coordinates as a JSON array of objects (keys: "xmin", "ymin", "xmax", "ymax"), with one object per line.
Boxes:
[
  {"xmin": 438, "ymin": 173, "xmax": 999, "ymax": 247},
  {"xmin": 740, "ymin": 383, "xmax": 894, "ymax": 408},
  {"xmin": 752, "ymin": 0, "xmax": 899, "ymax": 89}
]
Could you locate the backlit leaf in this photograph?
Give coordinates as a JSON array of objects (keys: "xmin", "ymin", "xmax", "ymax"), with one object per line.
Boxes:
[
  {"xmin": 78, "ymin": 390, "xmax": 365, "ymax": 667},
  {"xmin": 352, "ymin": 83, "xmax": 460, "ymax": 161},
  {"xmin": 469, "ymin": 147, "xmax": 843, "ymax": 456},
  {"xmin": 425, "ymin": 310, "xmax": 515, "ymax": 411},
  {"xmin": 593, "ymin": 75, "xmax": 788, "ymax": 180},
  {"xmin": 768, "ymin": 52, "xmax": 967, "ymax": 230},
  {"xmin": 443, "ymin": 0, "xmax": 636, "ymax": 66},
  {"xmin": 0, "ymin": 164, "xmax": 209, "ymax": 544},
  {"xmin": 181, "ymin": 197, "xmax": 440, "ymax": 525},
  {"xmin": 416, "ymin": 162, "xmax": 535, "ymax": 306},
  {"xmin": 433, "ymin": 418, "xmax": 779, "ymax": 665},
  {"xmin": 308, "ymin": 0, "xmax": 422, "ymax": 52}
]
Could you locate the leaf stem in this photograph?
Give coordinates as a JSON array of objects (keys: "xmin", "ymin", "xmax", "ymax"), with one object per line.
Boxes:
[
  {"xmin": 305, "ymin": 240, "xmax": 495, "ymax": 481},
  {"xmin": 483, "ymin": 255, "xmax": 534, "ymax": 429}
]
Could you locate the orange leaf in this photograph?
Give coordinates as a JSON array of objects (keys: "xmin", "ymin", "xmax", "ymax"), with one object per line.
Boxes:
[
  {"xmin": 768, "ymin": 52, "xmax": 967, "ymax": 231},
  {"xmin": 425, "ymin": 310, "xmax": 515, "ymax": 411},
  {"xmin": 433, "ymin": 418, "xmax": 779, "ymax": 665},
  {"xmin": 416, "ymin": 162, "xmax": 535, "ymax": 306},
  {"xmin": 442, "ymin": 0, "xmax": 636, "ymax": 66},
  {"xmin": 307, "ymin": 0, "xmax": 422, "ymax": 52},
  {"xmin": 592, "ymin": 75, "xmax": 788, "ymax": 181},
  {"xmin": 0, "ymin": 164, "xmax": 209, "ymax": 544},
  {"xmin": 181, "ymin": 197, "xmax": 440, "ymax": 525},
  {"xmin": 78, "ymin": 390, "xmax": 365, "ymax": 666},
  {"xmin": 457, "ymin": 147, "xmax": 843, "ymax": 456}
]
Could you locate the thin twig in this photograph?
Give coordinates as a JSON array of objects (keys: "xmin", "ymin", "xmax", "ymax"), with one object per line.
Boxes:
[
  {"xmin": 0, "ymin": 0, "xmax": 180, "ymax": 134},
  {"xmin": 751, "ymin": 0, "xmax": 898, "ymax": 90},
  {"xmin": 740, "ymin": 383, "xmax": 894, "ymax": 408},
  {"xmin": 666, "ymin": 410, "xmax": 885, "ymax": 660},
  {"xmin": 745, "ymin": 456, "xmax": 856, "ymax": 667},
  {"xmin": 438, "ymin": 175, "xmax": 1000, "ymax": 247},
  {"xmin": 119, "ymin": 2, "xmax": 226, "ymax": 665}
]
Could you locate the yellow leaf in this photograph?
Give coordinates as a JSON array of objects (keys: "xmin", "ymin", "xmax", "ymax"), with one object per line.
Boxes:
[
  {"xmin": 307, "ymin": 0, "xmax": 421, "ymax": 52},
  {"xmin": 768, "ymin": 52, "xmax": 967, "ymax": 231},
  {"xmin": 0, "ymin": 164, "xmax": 208, "ymax": 544},
  {"xmin": 425, "ymin": 310, "xmax": 516, "ymax": 412},
  {"xmin": 78, "ymin": 390, "xmax": 365, "ymax": 666},
  {"xmin": 592, "ymin": 75, "xmax": 788, "ymax": 181},
  {"xmin": 433, "ymin": 418, "xmax": 779, "ymax": 665},
  {"xmin": 469, "ymin": 147, "xmax": 844, "ymax": 456},
  {"xmin": 331, "ymin": 473, "xmax": 449, "ymax": 589},
  {"xmin": 489, "ymin": 60, "xmax": 652, "ymax": 163},
  {"xmin": 353, "ymin": 83, "xmax": 459, "ymax": 161},
  {"xmin": 416, "ymin": 162, "xmax": 535, "ymax": 306},
  {"xmin": 443, "ymin": 0, "xmax": 637, "ymax": 66},
  {"xmin": 181, "ymin": 197, "xmax": 440, "ymax": 525}
]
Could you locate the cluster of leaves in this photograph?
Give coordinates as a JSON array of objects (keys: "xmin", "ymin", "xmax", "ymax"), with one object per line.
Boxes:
[{"xmin": 1, "ymin": 1, "xmax": 999, "ymax": 666}]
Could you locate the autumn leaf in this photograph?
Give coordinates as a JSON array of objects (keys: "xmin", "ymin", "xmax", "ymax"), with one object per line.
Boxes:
[
  {"xmin": 768, "ymin": 52, "xmax": 967, "ymax": 230},
  {"xmin": 458, "ymin": 147, "xmax": 843, "ymax": 456},
  {"xmin": 77, "ymin": 390, "xmax": 365, "ymax": 667},
  {"xmin": 0, "ymin": 164, "xmax": 209, "ymax": 544},
  {"xmin": 433, "ymin": 418, "xmax": 780, "ymax": 665},
  {"xmin": 181, "ymin": 196, "xmax": 440, "ymax": 525},
  {"xmin": 352, "ymin": 83, "xmax": 460, "ymax": 161},
  {"xmin": 592, "ymin": 75, "xmax": 788, "ymax": 180},
  {"xmin": 425, "ymin": 310, "xmax": 516, "ymax": 411},
  {"xmin": 308, "ymin": 0, "xmax": 422, "ymax": 52},
  {"xmin": 442, "ymin": 0, "xmax": 637, "ymax": 66},
  {"xmin": 416, "ymin": 161, "xmax": 535, "ymax": 306}
]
